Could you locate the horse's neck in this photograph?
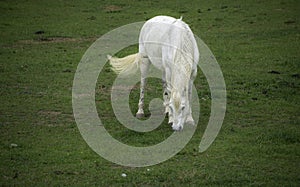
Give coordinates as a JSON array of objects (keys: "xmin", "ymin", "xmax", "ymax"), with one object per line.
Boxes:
[
  {"xmin": 171, "ymin": 66, "xmax": 189, "ymax": 98},
  {"xmin": 168, "ymin": 23, "xmax": 195, "ymax": 97},
  {"xmin": 173, "ymin": 27, "xmax": 194, "ymax": 77}
]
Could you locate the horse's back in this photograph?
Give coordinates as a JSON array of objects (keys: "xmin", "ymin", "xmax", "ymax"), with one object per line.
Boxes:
[
  {"xmin": 139, "ymin": 16, "xmax": 187, "ymax": 52},
  {"xmin": 139, "ymin": 16, "xmax": 198, "ymax": 70}
]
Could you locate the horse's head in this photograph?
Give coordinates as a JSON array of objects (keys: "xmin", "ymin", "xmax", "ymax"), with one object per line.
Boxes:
[{"xmin": 169, "ymin": 90, "xmax": 188, "ymax": 131}]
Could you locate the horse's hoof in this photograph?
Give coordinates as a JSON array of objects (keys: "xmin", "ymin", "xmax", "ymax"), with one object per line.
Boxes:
[
  {"xmin": 186, "ymin": 116, "xmax": 195, "ymax": 125},
  {"xmin": 186, "ymin": 120, "xmax": 195, "ymax": 126},
  {"xmin": 136, "ymin": 113, "xmax": 144, "ymax": 119}
]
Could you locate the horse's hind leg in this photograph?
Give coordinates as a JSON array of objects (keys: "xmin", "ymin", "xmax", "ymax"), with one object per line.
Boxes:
[{"xmin": 136, "ymin": 56, "xmax": 150, "ymax": 118}]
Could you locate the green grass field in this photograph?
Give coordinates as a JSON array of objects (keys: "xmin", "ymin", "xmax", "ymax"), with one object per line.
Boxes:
[{"xmin": 1, "ymin": 0, "xmax": 299, "ymax": 186}]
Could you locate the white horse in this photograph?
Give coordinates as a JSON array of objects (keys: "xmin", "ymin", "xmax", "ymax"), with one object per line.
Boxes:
[{"xmin": 108, "ymin": 15, "xmax": 199, "ymax": 131}]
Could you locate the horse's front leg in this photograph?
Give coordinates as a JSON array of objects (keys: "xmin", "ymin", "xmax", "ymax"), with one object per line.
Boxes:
[
  {"xmin": 186, "ymin": 81, "xmax": 194, "ymax": 125},
  {"xmin": 186, "ymin": 71, "xmax": 197, "ymax": 125},
  {"xmin": 163, "ymin": 67, "xmax": 173, "ymax": 124},
  {"xmin": 136, "ymin": 56, "xmax": 150, "ymax": 118}
]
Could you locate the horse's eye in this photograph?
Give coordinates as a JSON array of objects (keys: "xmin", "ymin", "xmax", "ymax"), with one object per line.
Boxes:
[{"xmin": 181, "ymin": 106, "xmax": 185, "ymax": 111}]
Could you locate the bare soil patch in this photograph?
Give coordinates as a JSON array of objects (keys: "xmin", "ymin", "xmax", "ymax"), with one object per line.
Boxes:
[
  {"xmin": 18, "ymin": 37, "xmax": 96, "ymax": 45},
  {"xmin": 104, "ymin": 5, "xmax": 123, "ymax": 13}
]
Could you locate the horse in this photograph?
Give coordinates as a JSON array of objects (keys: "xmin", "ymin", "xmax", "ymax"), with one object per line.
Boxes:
[{"xmin": 108, "ymin": 15, "xmax": 199, "ymax": 131}]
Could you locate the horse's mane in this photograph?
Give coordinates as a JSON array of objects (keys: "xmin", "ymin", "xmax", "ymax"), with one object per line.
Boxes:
[{"xmin": 172, "ymin": 22, "xmax": 195, "ymax": 89}]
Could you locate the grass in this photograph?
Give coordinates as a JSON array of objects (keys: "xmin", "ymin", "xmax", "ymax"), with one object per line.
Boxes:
[{"xmin": 1, "ymin": 0, "xmax": 300, "ymax": 186}]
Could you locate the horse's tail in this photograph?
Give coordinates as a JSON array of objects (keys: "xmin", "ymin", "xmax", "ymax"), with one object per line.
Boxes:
[{"xmin": 107, "ymin": 53, "xmax": 141, "ymax": 75}]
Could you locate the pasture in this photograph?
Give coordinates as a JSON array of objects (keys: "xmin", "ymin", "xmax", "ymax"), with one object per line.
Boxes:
[{"xmin": 0, "ymin": 0, "xmax": 299, "ymax": 186}]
